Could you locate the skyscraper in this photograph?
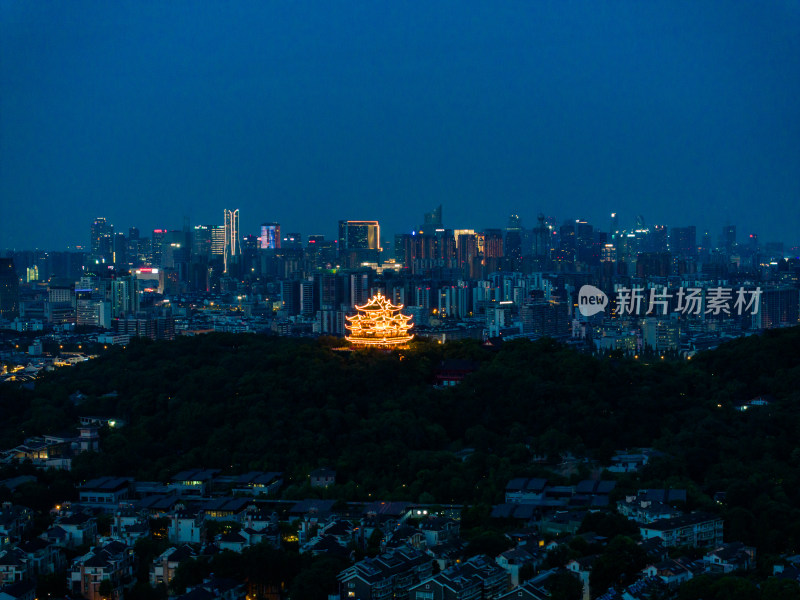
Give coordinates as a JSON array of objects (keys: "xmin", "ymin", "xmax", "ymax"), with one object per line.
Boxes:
[
  {"xmin": 505, "ymin": 214, "xmax": 523, "ymax": 269},
  {"xmin": 90, "ymin": 217, "xmax": 114, "ymax": 263},
  {"xmin": 259, "ymin": 223, "xmax": 281, "ymax": 250},
  {"xmin": 0, "ymin": 259, "xmax": 20, "ymax": 320},
  {"xmin": 152, "ymin": 229, "xmax": 167, "ymax": 266},
  {"xmin": 338, "ymin": 220, "xmax": 381, "ymax": 267},
  {"xmin": 670, "ymin": 226, "xmax": 697, "ymax": 259},
  {"xmin": 192, "ymin": 225, "xmax": 212, "ymax": 259},
  {"xmin": 421, "ymin": 205, "xmax": 443, "ymax": 231},
  {"xmin": 224, "ymin": 209, "xmax": 240, "ymax": 273},
  {"xmin": 211, "ymin": 226, "xmax": 226, "ymax": 258}
]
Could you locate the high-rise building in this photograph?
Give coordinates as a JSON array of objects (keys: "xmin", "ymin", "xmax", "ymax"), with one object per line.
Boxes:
[
  {"xmin": 111, "ymin": 276, "xmax": 140, "ymax": 318},
  {"xmin": 259, "ymin": 223, "xmax": 281, "ymax": 250},
  {"xmin": 670, "ymin": 226, "xmax": 697, "ymax": 259},
  {"xmin": 152, "ymin": 229, "xmax": 167, "ymax": 266},
  {"xmin": 338, "ymin": 221, "xmax": 381, "ymax": 267},
  {"xmin": 505, "ymin": 214, "xmax": 523, "ymax": 269},
  {"xmin": 421, "ymin": 205, "xmax": 443, "ymax": 231},
  {"xmin": 127, "ymin": 227, "xmax": 141, "ymax": 266},
  {"xmin": 721, "ymin": 225, "xmax": 736, "ymax": 255},
  {"xmin": 283, "ymin": 232, "xmax": 302, "ymax": 249},
  {"xmin": 113, "ymin": 232, "xmax": 127, "ymax": 266},
  {"xmin": 192, "ymin": 225, "xmax": 212, "ymax": 259},
  {"xmin": 0, "ymin": 259, "xmax": 20, "ymax": 320},
  {"xmin": 223, "ymin": 209, "xmax": 240, "ymax": 273},
  {"xmin": 90, "ymin": 217, "xmax": 114, "ymax": 263},
  {"xmin": 211, "ymin": 226, "xmax": 225, "ymax": 258}
]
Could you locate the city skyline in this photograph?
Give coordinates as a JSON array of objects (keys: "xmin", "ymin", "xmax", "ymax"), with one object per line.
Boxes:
[
  {"xmin": 2, "ymin": 206, "xmax": 799, "ymax": 256},
  {"xmin": 2, "ymin": 2, "xmax": 799, "ymax": 250}
]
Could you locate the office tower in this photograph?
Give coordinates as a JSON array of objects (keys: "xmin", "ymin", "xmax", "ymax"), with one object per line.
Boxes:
[
  {"xmin": 575, "ymin": 220, "xmax": 596, "ymax": 265},
  {"xmin": 224, "ymin": 209, "xmax": 240, "ymax": 273},
  {"xmin": 306, "ymin": 235, "xmax": 324, "ymax": 269},
  {"xmin": 280, "ymin": 280, "xmax": 300, "ymax": 316},
  {"xmin": 338, "ymin": 220, "xmax": 381, "ymax": 267},
  {"xmin": 211, "ymin": 226, "xmax": 225, "ymax": 258},
  {"xmin": 152, "ymin": 229, "xmax": 167, "ymax": 266},
  {"xmin": 670, "ymin": 226, "xmax": 697, "ymax": 259},
  {"xmin": 90, "ymin": 217, "xmax": 114, "ymax": 263},
  {"xmin": 283, "ymin": 232, "xmax": 302, "ymax": 249},
  {"xmin": 421, "ymin": 204, "xmax": 443, "ymax": 231},
  {"xmin": 721, "ymin": 225, "xmax": 736, "ymax": 255},
  {"xmin": 113, "ymin": 232, "xmax": 127, "ymax": 266},
  {"xmin": 192, "ymin": 225, "xmax": 212, "ymax": 258},
  {"xmin": 127, "ymin": 227, "xmax": 141, "ymax": 266},
  {"xmin": 532, "ymin": 214, "xmax": 550, "ymax": 258},
  {"xmin": 0, "ymin": 259, "xmax": 20, "ymax": 320},
  {"xmin": 259, "ymin": 223, "xmax": 281, "ymax": 249},
  {"xmin": 650, "ymin": 225, "xmax": 668, "ymax": 253},
  {"xmin": 505, "ymin": 214, "xmax": 523, "ymax": 269}
]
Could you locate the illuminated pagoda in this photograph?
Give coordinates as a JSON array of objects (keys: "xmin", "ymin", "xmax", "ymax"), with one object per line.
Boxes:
[{"xmin": 345, "ymin": 292, "xmax": 414, "ymax": 348}]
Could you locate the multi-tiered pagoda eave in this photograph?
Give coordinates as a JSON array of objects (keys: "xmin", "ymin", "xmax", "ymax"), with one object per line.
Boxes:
[{"xmin": 345, "ymin": 292, "xmax": 414, "ymax": 348}]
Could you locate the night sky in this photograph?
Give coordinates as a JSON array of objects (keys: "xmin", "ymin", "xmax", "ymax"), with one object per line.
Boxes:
[{"xmin": 2, "ymin": 1, "xmax": 799, "ymax": 251}]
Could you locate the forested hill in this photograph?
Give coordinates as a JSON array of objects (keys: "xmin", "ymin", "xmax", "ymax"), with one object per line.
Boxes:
[{"xmin": 3, "ymin": 328, "xmax": 800, "ymax": 550}]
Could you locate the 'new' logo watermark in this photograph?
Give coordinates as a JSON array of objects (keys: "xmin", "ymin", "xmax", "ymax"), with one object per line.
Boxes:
[{"xmin": 578, "ymin": 285, "xmax": 608, "ymax": 317}]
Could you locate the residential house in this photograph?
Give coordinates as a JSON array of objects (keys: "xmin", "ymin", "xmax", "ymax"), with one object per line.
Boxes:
[
  {"xmin": 169, "ymin": 470, "xmax": 219, "ymax": 497},
  {"xmin": 496, "ymin": 547, "xmax": 539, "ymax": 587},
  {"xmin": 0, "ymin": 506, "xmax": 32, "ymax": 545},
  {"xmin": 150, "ymin": 545, "xmax": 196, "ymax": 587},
  {"xmin": 78, "ymin": 477, "xmax": 132, "ymax": 508},
  {"xmin": 702, "ymin": 542, "xmax": 756, "ymax": 573},
  {"xmin": 505, "ymin": 479, "xmax": 547, "ymax": 504},
  {"xmin": 0, "ymin": 549, "xmax": 26, "ymax": 585},
  {"xmin": 617, "ymin": 496, "xmax": 683, "ymax": 524},
  {"xmin": 419, "ymin": 517, "xmax": 459, "ymax": 548},
  {"xmin": 409, "ymin": 555, "xmax": 509, "ymax": 600},
  {"xmin": 538, "ymin": 511, "xmax": 586, "ymax": 536},
  {"xmin": 54, "ymin": 512, "xmax": 98, "ymax": 548},
  {"xmin": 68, "ymin": 540, "xmax": 135, "ymax": 600},
  {"xmin": 566, "ymin": 555, "xmax": 596, "ymax": 600},
  {"xmin": 227, "ymin": 471, "xmax": 283, "ymax": 496},
  {"xmin": 642, "ymin": 558, "xmax": 693, "ymax": 589},
  {"xmin": 0, "ymin": 580, "xmax": 36, "ymax": 600},
  {"xmin": 217, "ymin": 531, "xmax": 249, "ymax": 553},
  {"xmin": 338, "ymin": 546, "xmax": 432, "ymax": 600},
  {"xmin": 184, "ymin": 577, "xmax": 244, "ymax": 600},
  {"xmin": 310, "ymin": 468, "xmax": 336, "ymax": 488},
  {"xmin": 607, "ymin": 452, "xmax": 650, "ymax": 473},
  {"xmin": 168, "ymin": 509, "xmax": 204, "ymax": 544},
  {"xmin": 17, "ymin": 539, "xmax": 62, "ymax": 576},
  {"xmin": 458, "ymin": 554, "xmax": 510, "ymax": 599},
  {"xmin": 384, "ymin": 525, "xmax": 425, "ymax": 550},
  {"xmin": 639, "ymin": 513, "xmax": 724, "ymax": 548},
  {"xmin": 200, "ymin": 497, "xmax": 251, "ymax": 522},
  {"xmin": 109, "ymin": 508, "xmax": 149, "ymax": 543},
  {"xmin": 408, "ymin": 571, "xmax": 480, "ymax": 600},
  {"xmin": 496, "ymin": 580, "xmax": 550, "ymax": 600}
]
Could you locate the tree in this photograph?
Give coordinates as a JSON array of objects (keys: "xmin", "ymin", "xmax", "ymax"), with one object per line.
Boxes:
[
  {"xmin": 545, "ymin": 571, "xmax": 583, "ymax": 600},
  {"xmin": 761, "ymin": 578, "xmax": 800, "ymax": 600},
  {"xmin": 590, "ymin": 536, "xmax": 647, "ymax": 595}
]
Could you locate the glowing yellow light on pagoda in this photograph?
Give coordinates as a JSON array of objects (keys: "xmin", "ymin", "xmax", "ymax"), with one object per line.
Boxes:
[{"xmin": 345, "ymin": 292, "xmax": 414, "ymax": 348}]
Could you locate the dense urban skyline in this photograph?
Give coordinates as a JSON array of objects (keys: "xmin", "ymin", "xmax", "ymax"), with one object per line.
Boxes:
[{"xmin": 2, "ymin": 2, "xmax": 799, "ymax": 250}]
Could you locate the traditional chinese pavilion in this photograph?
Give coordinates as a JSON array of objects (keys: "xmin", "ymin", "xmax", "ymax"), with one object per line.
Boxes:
[{"xmin": 345, "ymin": 292, "xmax": 414, "ymax": 348}]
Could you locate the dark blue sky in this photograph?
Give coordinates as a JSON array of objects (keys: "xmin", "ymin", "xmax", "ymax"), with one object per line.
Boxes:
[{"xmin": 2, "ymin": 1, "xmax": 799, "ymax": 250}]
